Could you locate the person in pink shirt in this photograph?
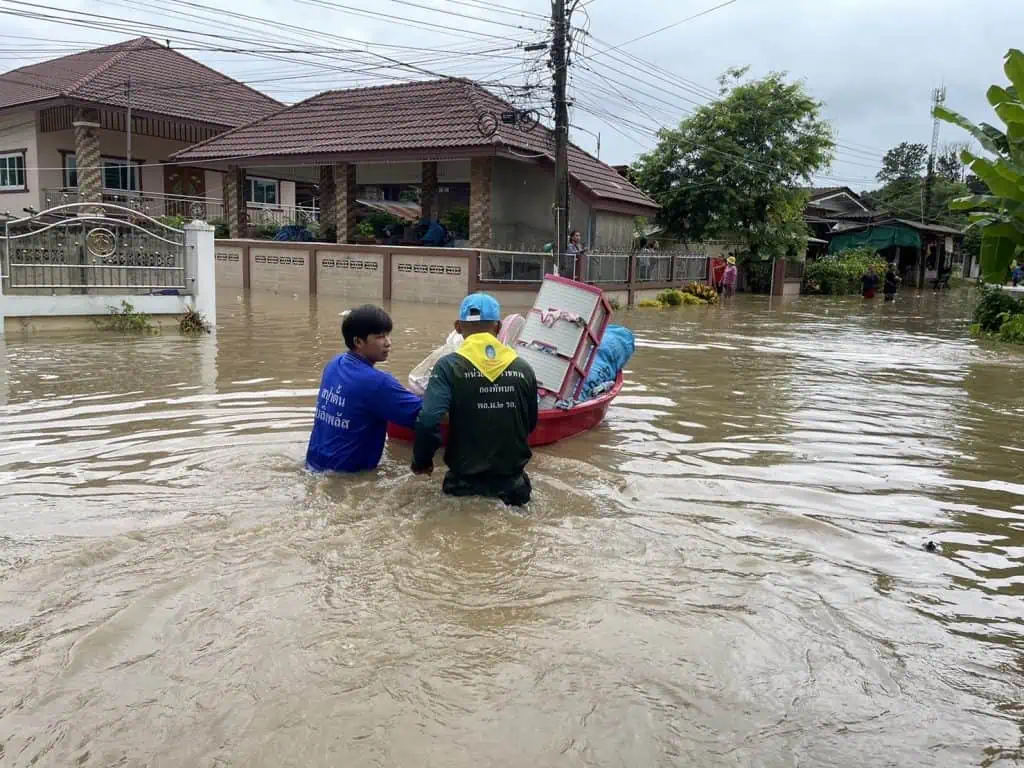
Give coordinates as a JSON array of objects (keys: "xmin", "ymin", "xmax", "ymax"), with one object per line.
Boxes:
[{"xmin": 721, "ymin": 256, "xmax": 738, "ymax": 297}]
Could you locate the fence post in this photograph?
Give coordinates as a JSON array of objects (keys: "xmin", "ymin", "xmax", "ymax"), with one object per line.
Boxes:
[
  {"xmin": 627, "ymin": 252, "xmax": 638, "ymax": 307},
  {"xmin": 185, "ymin": 220, "xmax": 217, "ymax": 327},
  {"xmin": 772, "ymin": 258, "xmax": 786, "ymax": 297},
  {"xmin": 0, "ymin": 240, "xmax": 5, "ymax": 337}
]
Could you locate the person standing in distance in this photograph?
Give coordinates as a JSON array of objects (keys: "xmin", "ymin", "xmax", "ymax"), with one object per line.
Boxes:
[
  {"xmin": 410, "ymin": 293, "xmax": 538, "ymax": 506},
  {"xmin": 306, "ymin": 305, "xmax": 422, "ymax": 473}
]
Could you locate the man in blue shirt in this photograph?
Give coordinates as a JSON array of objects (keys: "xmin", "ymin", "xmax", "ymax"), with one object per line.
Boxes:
[{"xmin": 306, "ymin": 305, "xmax": 422, "ymax": 473}]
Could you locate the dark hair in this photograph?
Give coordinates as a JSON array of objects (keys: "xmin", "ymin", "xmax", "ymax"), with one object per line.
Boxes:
[{"xmin": 342, "ymin": 305, "xmax": 393, "ymax": 350}]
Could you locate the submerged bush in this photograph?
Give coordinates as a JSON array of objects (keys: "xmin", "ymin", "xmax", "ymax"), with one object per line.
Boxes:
[
  {"xmin": 973, "ymin": 285, "xmax": 1023, "ymax": 334},
  {"xmin": 98, "ymin": 300, "xmax": 157, "ymax": 334},
  {"xmin": 998, "ymin": 313, "xmax": 1024, "ymax": 344},
  {"xmin": 803, "ymin": 247, "xmax": 887, "ymax": 295},
  {"xmin": 179, "ymin": 307, "xmax": 211, "ymax": 335},
  {"xmin": 657, "ymin": 288, "xmax": 684, "ymax": 306},
  {"xmin": 640, "ymin": 287, "xmax": 712, "ymax": 309}
]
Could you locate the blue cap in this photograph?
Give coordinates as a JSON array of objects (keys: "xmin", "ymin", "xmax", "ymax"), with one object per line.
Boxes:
[{"xmin": 459, "ymin": 292, "xmax": 501, "ymax": 322}]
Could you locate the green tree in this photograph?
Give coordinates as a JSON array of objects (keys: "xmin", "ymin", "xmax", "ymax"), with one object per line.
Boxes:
[
  {"xmin": 935, "ymin": 48, "xmax": 1024, "ymax": 284},
  {"xmin": 632, "ymin": 67, "xmax": 834, "ymax": 263},
  {"xmin": 876, "ymin": 141, "xmax": 928, "ymax": 183},
  {"xmin": 936, "ymin": 142, "xmax": 971, "ymax": 183}
]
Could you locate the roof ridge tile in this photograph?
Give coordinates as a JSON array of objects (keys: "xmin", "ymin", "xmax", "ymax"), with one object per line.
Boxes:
[{"xmin": 65, "ymin": 36, "xmax": 149, "ymax": 97}]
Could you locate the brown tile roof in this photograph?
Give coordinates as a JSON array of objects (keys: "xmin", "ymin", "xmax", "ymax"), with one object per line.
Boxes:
[
  {"xmin": 173, "ymin": 78, "xmax": 658, "ymax": 212},
  {"xmin": 0, "ymin": 37, "xmax": 282, "ymax": 127}
]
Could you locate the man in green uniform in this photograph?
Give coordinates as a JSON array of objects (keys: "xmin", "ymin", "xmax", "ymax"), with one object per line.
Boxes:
[{"xmin": 411, "ymin": 293, "xmax": 538, "ymax": 506}]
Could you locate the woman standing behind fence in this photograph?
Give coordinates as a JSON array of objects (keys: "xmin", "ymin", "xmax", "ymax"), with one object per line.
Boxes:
[
  {"xmin": 722, "ymin": 256, "xmax": 738, "ymax": 297},
  {"xmin": 562, "ymin": 230, "xmax": 585, "ymax": 279}
]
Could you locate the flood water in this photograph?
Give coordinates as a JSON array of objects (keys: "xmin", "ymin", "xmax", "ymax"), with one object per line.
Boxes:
[{"xmin": 1, "ymin": 289, "xmax": 1022, "ymax": 767}]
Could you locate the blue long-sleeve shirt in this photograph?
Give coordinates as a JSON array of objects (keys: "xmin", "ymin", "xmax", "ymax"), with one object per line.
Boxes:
[{"xmin": 305, "ymin": 352, "xmax": 422, "ymax": 473}]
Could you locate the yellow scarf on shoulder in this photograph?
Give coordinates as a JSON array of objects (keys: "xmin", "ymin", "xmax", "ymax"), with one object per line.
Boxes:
[{"xmin": 456, "ymin": 333, "xmax": 518, "ymax": 382}]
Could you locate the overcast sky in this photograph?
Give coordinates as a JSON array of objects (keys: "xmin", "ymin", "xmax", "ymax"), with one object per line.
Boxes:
[{"xmin": 1, "ymin": 0, "xmax": 1021, "ymax": 191}]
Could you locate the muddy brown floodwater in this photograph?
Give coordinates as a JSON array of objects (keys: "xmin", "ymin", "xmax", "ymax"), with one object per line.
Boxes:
[{"xmin": 0, "ymin": 289, "xmax": 1022, "ymax": 767}]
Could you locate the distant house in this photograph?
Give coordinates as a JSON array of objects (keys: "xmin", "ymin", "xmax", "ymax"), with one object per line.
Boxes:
[
  {"xmin": 171, "ymin": 78, "xmax": 659, "ymax": 249},
  {"xmin": 0, "ymin": 37, "xmax": 295, "ymax": 222},
  {"xmin": 801, "ymin": 186, "xmax": 965, "ymax": 285},
  {"xmin": 828, "ymin": 217, "xmax": 965, "ymax": 285},
  {"xmin": 801, "ymin": 186, "xmax": 878, "ymax": 255}
]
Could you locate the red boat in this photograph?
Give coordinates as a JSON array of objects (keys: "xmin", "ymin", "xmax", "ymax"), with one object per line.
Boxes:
[{"xmin": 387, "ymin": 372, "xmax": 624, "ymax": 447}]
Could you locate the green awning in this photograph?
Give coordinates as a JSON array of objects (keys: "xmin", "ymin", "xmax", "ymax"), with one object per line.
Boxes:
[{"xmin": 828, "ymin": 225, "xmax": 922, "ymax": 254}]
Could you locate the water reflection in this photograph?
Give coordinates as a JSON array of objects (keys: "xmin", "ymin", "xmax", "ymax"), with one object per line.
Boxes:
[{"xmin": 0, "ymin": 288, "xmax": 1021, "ymax": 766}]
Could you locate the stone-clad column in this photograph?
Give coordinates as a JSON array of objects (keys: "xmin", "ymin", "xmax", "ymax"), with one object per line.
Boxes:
[
  {"xmin": 318, "ymin": 164, "xmax": 336, "ymax": 238},
  {"xmin": 224, "ymin": 165, "xmax": 247, "ymax": 239},
  {"xmin": 335, "ymin": 162, "xmax": 357, "ymax": 244},
  {"xmin": 72, "ymin": 107, "xmax": 102, "ymax": 209},
  {"xmin": 421, "ymin": 161, "xmax": 438, "ymax": 221},
  {"xmin": 469, "ymin": 156, "xmax": 492, "ymax": 248}
]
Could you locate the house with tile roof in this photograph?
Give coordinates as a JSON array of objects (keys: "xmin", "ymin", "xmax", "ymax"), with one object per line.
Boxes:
[
  {"xmin": 171, "ymin": 78, "xmax": 659, "ymax": 250},
  {"xmin": 0, "ymin": 37, "xmax": 289, "ymax": 221}
]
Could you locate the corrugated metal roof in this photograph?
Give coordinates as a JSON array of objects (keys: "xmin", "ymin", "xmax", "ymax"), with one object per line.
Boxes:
[
  {"xmin": 0, "ymin": 37, "xmax": 282, "ymax": 127},
  {"xmin": 834, "ymin": 217, "xmax": 965, "ymax": 237},
  {"xmin": 889, "ymin": 218, "xmax": 965, "ymax": 236},
  {"xmin": 173, "ymin": 78, "xmax": 658, "ymax": 212}
]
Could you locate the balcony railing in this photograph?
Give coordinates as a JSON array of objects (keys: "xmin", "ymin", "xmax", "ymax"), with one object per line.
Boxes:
[
  {"xmin": 42, "ymin": 188, "xmax": 223, "ymax": 221},
  {"xmin": 41, "ymin": 189, "xmax": 319, "ymax": 227}
]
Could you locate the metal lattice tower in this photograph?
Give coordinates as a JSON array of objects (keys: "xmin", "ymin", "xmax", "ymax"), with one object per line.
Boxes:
[{"xmin": 930, "ymin": 86, "xmax": 947, "ymax": 159}]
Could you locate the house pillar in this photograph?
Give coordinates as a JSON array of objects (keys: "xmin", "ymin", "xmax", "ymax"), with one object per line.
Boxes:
[
  {"xmin": 421, "ymin": 161, "xmax": 438, "ymax": 221},
  {"xmin": 335, "ymin": 162, "xmax": 357, "ymax": 244},
  {"xmin": 72, "ymin": 107, "xmax": 102, "ymax": 209},
  {"xmin": 318, "ymin": 164, "xmax": 336, "ymax": 239},
  {"xmin": 224, "ymin": 165, "xmax": 247, "ymax": 239},
  {"xmin": 469, "ymin": 156, "xmax": 492, "ymax": 249}
]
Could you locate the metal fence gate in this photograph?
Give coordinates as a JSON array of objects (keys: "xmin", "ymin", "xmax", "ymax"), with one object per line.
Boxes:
[{"xmin": 1, "ymin": 202, "xmax": 186, "ymax": 294}]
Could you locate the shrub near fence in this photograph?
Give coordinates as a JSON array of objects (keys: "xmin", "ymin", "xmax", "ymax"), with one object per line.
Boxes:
[{"xmin": 803, "ymin": 248, "xmax": 887, "ymax": 295}]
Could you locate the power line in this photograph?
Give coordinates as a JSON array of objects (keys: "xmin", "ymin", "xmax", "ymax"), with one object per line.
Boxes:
[
  {"xmin": 572, "ymin": 0, "xmax": 739, "ymax": 69},
  {"xmin": 574, "ymin": 99, "xmax": 965, "ymax": 226},
  {"xmin": 373, "ymin": 0, "xmax": 543, "ymax": 31},
  {"xmin": 282, "ymin": 0, "xmax": 534, "ymax": 44},
  {"xmin": 0, "ymin": 2, "xmax": 536, "ymax": 96},
  {"xmin": 578, "ymin": 29, "xmax": 890, "ymax": 159},
  {"xmin": 438, "ymin": 0, "xmax": 548, "ymax": 21}
]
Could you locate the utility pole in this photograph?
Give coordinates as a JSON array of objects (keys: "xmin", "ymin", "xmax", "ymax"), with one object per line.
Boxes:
[
  {"xmin": 920, "ymin": 85, "xmax": 946, "ymax": 288},
  {"xmin": 551, "ymin": 0, "xmax": 571, "ymax": 274}
]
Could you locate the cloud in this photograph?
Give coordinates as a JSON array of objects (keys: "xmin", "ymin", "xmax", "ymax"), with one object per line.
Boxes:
[{"xmin": 1, "ymin": 0, "xmax": 1020, "ymax": 189}]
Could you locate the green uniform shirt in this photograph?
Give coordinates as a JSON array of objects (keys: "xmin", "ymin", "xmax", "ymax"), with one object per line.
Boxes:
[{"xmin": 412, "ymin": 336, "xmax": 538, "ymax": 495}]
